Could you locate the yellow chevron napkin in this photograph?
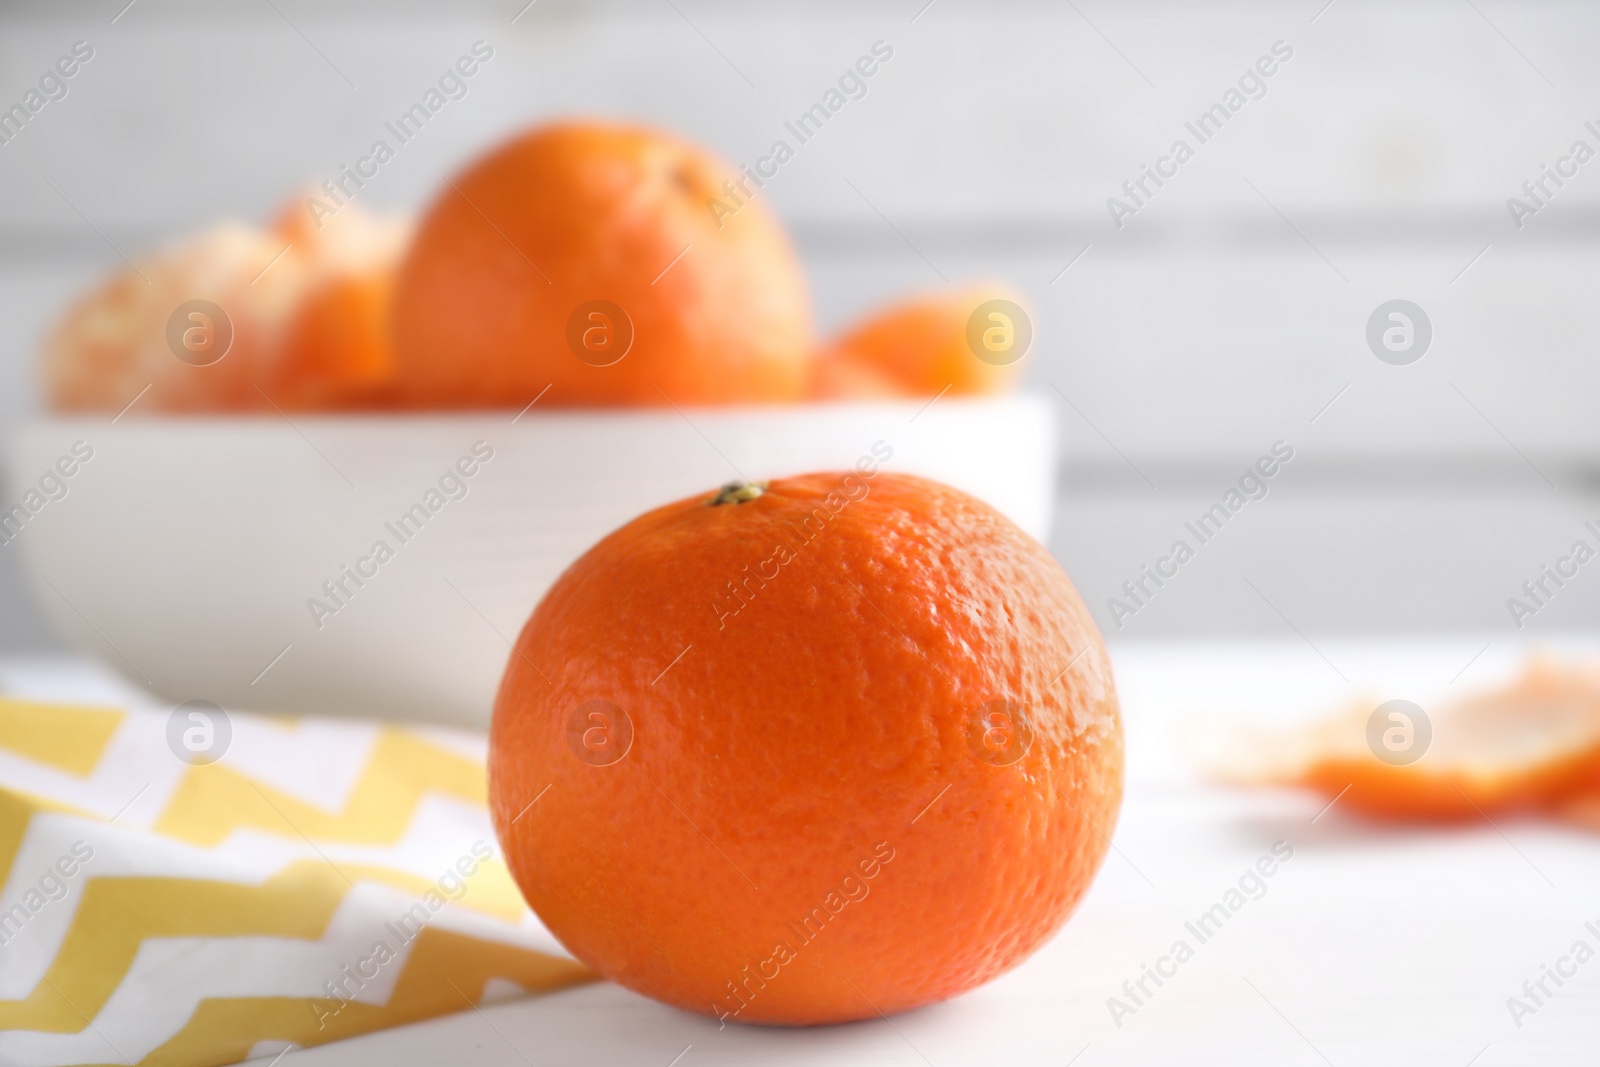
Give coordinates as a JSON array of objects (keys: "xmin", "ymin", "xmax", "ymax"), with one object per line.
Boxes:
[{"xmin": 0, "ymin": 694, "xmax": 593, "ymax": 1067}]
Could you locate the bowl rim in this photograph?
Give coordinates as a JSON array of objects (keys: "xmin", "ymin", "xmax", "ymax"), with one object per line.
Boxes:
[{"xmin": 13, "ymin": 393, "xmax": 1053, "ymax": 431}]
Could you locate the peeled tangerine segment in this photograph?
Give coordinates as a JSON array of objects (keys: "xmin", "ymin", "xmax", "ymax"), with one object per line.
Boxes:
[{"xmin": 1187, "ymin": 658, "xmax": 1600, "ymax": 821}]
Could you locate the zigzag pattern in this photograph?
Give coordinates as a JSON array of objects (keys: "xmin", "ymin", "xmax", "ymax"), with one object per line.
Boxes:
[
  {"xmin": 0, "ymin": 699, "xmax": 123, "ymax": 777},
  {"xmin": 1, "ymin": 862, "xmax": 351, "ymax": 1033},
  {"xmin": 139, "ymin": 929, "xmax": 591, "ymax": 1067},
  {"xmin": 154, "ymin": 731, "xmax": 487, "ymax": 848},
  {"xmin": 0, "ymin": 697, "xmax": 591, "ymax": 1067},
  {"xmin": 0, "ymin": 783, "xmax": 95, "ymax": 862}
]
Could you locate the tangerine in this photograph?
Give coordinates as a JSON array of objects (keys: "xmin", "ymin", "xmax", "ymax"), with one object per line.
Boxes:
[
  {"xmin": 45, "ymin": 196, "xmax": 407, "ymax": 413},
  {"xmin": 271, "ymin": 265, "xmax": 401, "ymax": 410},
  {"xmin": 489, "ymin": 470, "xmax": 1122, "ymax": 1024},
  {"xmin": 394, "ymin": 121, "xmax": 813, "ymax": 408},
  {"xmin": 44, "ymin": 222, "xmax": 303, "ymax": 413},
  {"xmin": 812, "ymin": 284, "xmax": 1030, "ymax": 399}
]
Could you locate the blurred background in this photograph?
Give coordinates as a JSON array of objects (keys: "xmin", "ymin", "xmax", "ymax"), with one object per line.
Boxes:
[{"xmin": 1, "ymin": 0, "xmax": 1596, "ymax": 652}]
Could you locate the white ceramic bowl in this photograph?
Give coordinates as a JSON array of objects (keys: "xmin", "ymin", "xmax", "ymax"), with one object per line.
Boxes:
[{"xmin": 4, "ymin": 396, "xmax": 1056, "ymax": 727}]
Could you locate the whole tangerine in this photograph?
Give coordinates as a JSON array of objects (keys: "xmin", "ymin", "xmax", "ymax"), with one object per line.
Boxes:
[
  {"xmin": 271, "ymin": 267, "xmax": 400, "ymax": 410},
  {"xmin": 812, "ymin": 284, "xmax": 1031, "ymax": 399},
  {"xmin": 489, "ymin": 470, "xmax": 1122, "ymax": 1024},
  {"xmin": 266, "ymin": 197, "xmax": 410, "ymax": 410},
  {"xmin": 394, "ymin": 121, "xmax": 813, "ymax": 408}
]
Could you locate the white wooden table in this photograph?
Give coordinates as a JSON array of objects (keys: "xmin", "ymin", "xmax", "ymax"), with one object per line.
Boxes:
[{"xmin": 9, "ymin": 637, "xmax": 1599, "ymax": 1066}]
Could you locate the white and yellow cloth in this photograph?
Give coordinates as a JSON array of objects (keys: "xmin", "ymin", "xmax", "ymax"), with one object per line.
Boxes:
[{"xmin": 0, "ymin": 691, "xmax": 592, "ymax": 1067}]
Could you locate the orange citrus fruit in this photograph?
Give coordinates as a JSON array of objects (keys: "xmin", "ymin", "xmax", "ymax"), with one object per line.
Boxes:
[
  {"xmin": 265, "ymin": 197, "xmax": 409, "ymax": 410},
  {"xmin": 394, "ymin": 121, "xmax": 813, "ymax": 408},
  {"xmin": 489, "ymin": 471, "xmax": 1122, "ymax": 1024},
  {"xmin": 812, "ymin": 284, "xmax": 1029, "ymax": 399},
  {"xmin": 44, "ymin": 196, "xmax": 406, "ymax": 413},
  {"xmin": 806, "ymin": 348, "xmax": 905, "ymax": 400},
  {"xmin": 269, "ymin": 269, "xmax": 398, "ymax": 409},
  {"xmin": 44, "ymin": 222, "xmax": 303, "ymax": 413}
]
